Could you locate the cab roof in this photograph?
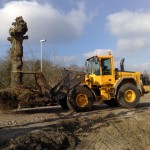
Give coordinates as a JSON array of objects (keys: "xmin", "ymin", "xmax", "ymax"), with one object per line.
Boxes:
[
  {"xmin": 86, "ymin": 51, "xmax": 113, "ymax": 60},
  {"xmin": 87, "ymin": 55, "xmax": 113, "ymax": 61}
]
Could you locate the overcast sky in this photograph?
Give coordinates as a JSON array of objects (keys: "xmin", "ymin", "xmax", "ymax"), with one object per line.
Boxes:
[{"xmin": 0, "ymin": 0, "xmax": 150, "ymax": 72}]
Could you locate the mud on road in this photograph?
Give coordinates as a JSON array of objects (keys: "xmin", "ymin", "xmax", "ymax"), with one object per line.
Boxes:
[{"xmin": 0, "ymin": 94, "xmax": 150, "ymax": 150}]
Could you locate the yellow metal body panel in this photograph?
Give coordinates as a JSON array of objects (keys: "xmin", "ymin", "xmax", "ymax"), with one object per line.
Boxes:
[
  {"xmin": 115, "ymin": 71, "xmax": 141, "ymax": 85},
  {"xmin": 143, "ymin": 85, "xmax": 150, "ymax": 93}
]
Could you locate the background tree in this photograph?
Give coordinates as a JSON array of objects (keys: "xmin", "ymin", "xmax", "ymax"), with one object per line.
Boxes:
[{"xmin": 0, "ymin": 58, "xmax": 11, "ymax": 88}]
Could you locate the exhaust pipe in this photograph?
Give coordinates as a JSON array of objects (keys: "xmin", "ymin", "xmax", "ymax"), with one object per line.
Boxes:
[{"xmin": 120, "ymin": 58, "xmax": 125, "ymax": 71}]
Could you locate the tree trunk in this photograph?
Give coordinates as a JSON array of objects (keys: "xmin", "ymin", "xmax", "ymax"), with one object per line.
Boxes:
[{"xmin": 7, "ymin": 16, "xmax": 28, "ymax": 87}]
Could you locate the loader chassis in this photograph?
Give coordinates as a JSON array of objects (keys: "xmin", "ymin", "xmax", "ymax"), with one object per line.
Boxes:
[{"xmin": 65, "ymin": 53, "xmax": 150, "ymax": 112}]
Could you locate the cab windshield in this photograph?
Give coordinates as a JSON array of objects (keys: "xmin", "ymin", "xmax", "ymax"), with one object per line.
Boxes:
[{"xmin": 86, "ymin": 57, "xmax": 100, "ymax": 75}]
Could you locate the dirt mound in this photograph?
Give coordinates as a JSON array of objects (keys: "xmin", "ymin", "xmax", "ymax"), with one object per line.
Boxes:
[
  {"xmin": 3, "ymin": 111, "xmax": 150, "ymax": 150},
  {"xmin": 76, "ymin": 112, "xmax": 150, "ymax": 150},
  {"xmin": 7, "ymin": 128, "xmax": 76, "ymax": 150}
]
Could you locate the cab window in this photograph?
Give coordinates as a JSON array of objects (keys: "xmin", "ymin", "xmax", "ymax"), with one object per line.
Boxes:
[{"xmin": 101, "ymin": 59, "xmax": 111, "ymax": 75}]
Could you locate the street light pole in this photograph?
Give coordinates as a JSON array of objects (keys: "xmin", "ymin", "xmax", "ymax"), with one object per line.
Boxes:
[{"xmin": 40, "ymin": 39, "xmax": 46, "ymax": 72}]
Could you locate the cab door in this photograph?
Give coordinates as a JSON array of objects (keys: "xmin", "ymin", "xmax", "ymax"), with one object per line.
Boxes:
[{"xmin": 100, "ymin": 58, "xmax": 115, "ymax": 85}]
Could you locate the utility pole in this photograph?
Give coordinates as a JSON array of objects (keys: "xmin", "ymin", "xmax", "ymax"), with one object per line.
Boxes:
[{"xmin": 40, "ymin": 39, "xmax": 46, "ymax": 72}]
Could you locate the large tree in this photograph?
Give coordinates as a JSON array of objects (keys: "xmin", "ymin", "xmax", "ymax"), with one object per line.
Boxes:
[{"xmin": 7, "ymin": 16, "xmax": 28, "ymax": 87}]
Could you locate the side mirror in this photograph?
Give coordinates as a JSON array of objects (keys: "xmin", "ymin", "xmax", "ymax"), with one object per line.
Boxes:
[
  {"xmin": 85, "ymin": 60, "xmax": 89, "ymax": 73},
  {"xmin": 85, "ymin": 60, "xmax": 87, "ymax": 67},
  {"xmin": 95, "ymin": 57, "xmax": 98, "ymax": 64}
]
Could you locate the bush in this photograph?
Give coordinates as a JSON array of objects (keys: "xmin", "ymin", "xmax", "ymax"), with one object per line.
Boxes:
[{"xmin": 0, "ymin": 59, "xmax": 11, "ymax": 88}]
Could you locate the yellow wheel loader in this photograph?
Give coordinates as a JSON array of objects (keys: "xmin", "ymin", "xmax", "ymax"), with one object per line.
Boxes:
[{"xmin": 60, "ymin": 52, "xmax": 150, "ymax": 112}]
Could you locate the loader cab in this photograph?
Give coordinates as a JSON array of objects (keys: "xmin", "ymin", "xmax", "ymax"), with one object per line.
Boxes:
[{"xmin": 86, "ymin": 53, "xmax": 115, "ymax": 86}]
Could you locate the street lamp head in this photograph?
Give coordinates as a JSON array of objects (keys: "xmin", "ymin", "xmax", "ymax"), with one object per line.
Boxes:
[{"xmin": 40, "ymin": 39, "xmax": 46, "ymax": 42}]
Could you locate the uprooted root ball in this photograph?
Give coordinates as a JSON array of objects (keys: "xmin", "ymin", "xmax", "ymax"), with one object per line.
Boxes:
[
  {"xmin": 0, "ymin": 88, "xmax": 19, "ymax": 110},
  {"xmin": 0, "ymin": 87, "xmax": 41, "ymax": 111}
]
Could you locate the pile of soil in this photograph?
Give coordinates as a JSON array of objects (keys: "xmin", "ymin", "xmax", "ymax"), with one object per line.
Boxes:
[
  {"xmin": 2, "ymin": 111, "xmax": 150, "ymax": 150},
  {"xmin": 7, "ymin": 128, "xmax": 76, "ymax": 150}
]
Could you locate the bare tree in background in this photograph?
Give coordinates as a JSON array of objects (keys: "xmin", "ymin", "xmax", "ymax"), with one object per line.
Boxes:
[{"xmin": 7, "ymin": 16, "xmax": 28, "ymax": 87}]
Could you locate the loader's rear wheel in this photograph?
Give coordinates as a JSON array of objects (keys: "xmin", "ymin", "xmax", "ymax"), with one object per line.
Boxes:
[
  {"xmin": 104, "ymin": 98, "xmax": 118, "ymax": 107},
  {"xmin": 117, "ymin": 83, "xmax": 140, "ymax": 108},
  {"xmin": 68, "ymin": 86, "xmax": 94, "ymax": 112},
  {"xmin": 59, "ymin": 97, "xmax": 69, "ymax": 110}
]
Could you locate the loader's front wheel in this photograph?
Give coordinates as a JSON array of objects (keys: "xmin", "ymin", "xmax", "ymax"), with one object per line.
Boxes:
[
  {"xmin": 117, "ymin": 83, "xmax": 140, "ymax": 108},
  {"xmin": 68, "ymin": 85, "xmax": 94, "ymax": 112}
]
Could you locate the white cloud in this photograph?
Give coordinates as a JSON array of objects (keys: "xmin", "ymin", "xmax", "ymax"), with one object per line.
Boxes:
[
  {"xmin": 106, "ymin": 11, "xmax": 150, "ymax": 52},
  {"xmin": 52, "ymin": 55, "xmax": 77, "ymax": 66},
  {"xmin": 0, "ymin": 0, "xmax": 90, "ymax": 43},
  {"xmin": 83, "ymin": 49, "xmax": 112, "ymax": 58},
  {"xmin": 117, "ymin": 38, "xmax": 150, "ymax": 52},
  {"xmin": 126, "ymin": 62, "xmax": 150, "ymax": 73}
]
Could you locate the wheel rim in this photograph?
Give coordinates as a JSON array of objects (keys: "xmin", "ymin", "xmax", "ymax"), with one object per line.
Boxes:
[
  {"xmin": 76, "ymin": 94, "xmax": 88, "ymax": 107},
  {"xmin": 124, "ymin": 90, "xmax": 136, "ymax": 103}
]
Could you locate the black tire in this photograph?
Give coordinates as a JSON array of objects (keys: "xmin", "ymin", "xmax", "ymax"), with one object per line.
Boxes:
[
  {"xmin": 117, "ymin": 83, "xmax": 140, "ymax": 108},
  {"xmin": 59, "ymin": 97, "xmax": 69, "ymax": 110},
  {"xmin": 68, "ymin": 85, "xmax": 94, "ymax": 112},
  {"xmin": 104, "ymin": 98, "xmax": 118, "ymax": 107}
]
